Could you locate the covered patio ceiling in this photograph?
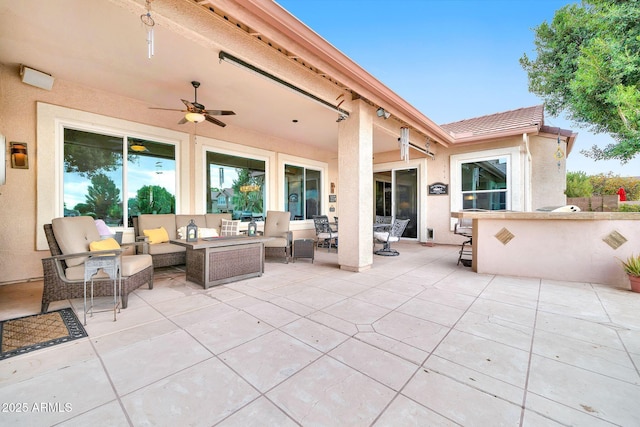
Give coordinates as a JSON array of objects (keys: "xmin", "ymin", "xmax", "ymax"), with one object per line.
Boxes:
[{"xmin": 0, "ymin": 0, "xmax": 441, "ymax": 154}]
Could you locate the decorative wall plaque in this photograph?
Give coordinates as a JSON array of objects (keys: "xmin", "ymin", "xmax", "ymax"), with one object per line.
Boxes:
[{"xmin": 428, "ymin": 182, "xmax": 448, "ymax": 195}]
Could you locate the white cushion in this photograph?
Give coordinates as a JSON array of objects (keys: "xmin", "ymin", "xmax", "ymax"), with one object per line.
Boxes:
[
  {"xmin": 317, "ymin": 232, "xmax": 337, "ymax": 239},
  {"xmin": 374, "ymin": 232, "xmax": 400, "ymax": 243},
  {"xmin": 199, "ymin": 227, "xmax": 219, "ymax": 238}
]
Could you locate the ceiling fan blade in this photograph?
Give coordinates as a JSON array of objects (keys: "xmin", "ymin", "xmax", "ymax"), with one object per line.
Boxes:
[
  {"xmin": 205, "ymin": 114, "xmax": 226, "ymax": 127},
  {"xmin": 149, "ymin": 107, "xmax": 187, "ymax": 112},
  {"xmin": 204, "ymin": 109, "xmax": 236, "ymax": 116},
  {"xmin": 177, "ymin": 117, "xmax": 188, "ymax": 125},
  {"xmin": 181, "ymin": 99, "xmax": 198, "ymax": 112}
]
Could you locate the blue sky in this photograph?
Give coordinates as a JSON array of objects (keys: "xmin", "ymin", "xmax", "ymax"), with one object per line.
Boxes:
[{"xmin": 276, "ymin": 0, "xmax": 640, "ymax": 176}]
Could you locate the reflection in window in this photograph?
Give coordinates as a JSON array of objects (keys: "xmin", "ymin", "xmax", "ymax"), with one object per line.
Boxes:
[
  {"xmin": 127, "ymin": 138, "xmax": 176, "ymax": 219},
  {"xmin": 206, "ymin": 152, "xmax": 265, "ymax": 221},
  {"xmin": 285, "ymin": 165, "xmax": 321, "ymax": 220},
  {"xmin": 374, "ymin": 172, "xmax": 392, "ymax": 217},
  {"xmin": 63, "ymin": 128, "xmax": 176, "ymax": 226},
  {"xmin": 461, "ymin": 158, "xmax": 507, "ymax": 210}
]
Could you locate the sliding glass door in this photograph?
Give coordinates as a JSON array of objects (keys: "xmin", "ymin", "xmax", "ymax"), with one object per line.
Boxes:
[{"xmin": 374, "ymin": 167, "xmax": 418, "ymax": 238}]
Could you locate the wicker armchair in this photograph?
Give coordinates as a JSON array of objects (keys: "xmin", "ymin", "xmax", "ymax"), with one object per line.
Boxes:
[
  {"xmin": 41, "ymin": 218, "xmax": 154, "ymax": 313},
  {"xmin": 263, "ymin": 211, "xmax": 292, "ymax": 263}
]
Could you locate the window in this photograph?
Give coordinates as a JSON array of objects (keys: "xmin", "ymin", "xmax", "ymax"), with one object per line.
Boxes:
[
  {"xmin": 285, "ymin": 165, "xmax": 321, "ymax": 220},
  {"xmin": 206, "ymin": 152, "xmax": 265, "ymax": 220},
  {"xmin": 460, "ymin": 158, "xmax": 507, "ymax": 210},
  {"xmin": 63, "ymin": 128, "xmax": 176, "ymax": 226}
]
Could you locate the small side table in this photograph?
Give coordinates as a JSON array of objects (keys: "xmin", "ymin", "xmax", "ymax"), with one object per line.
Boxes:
[
  {"xmin": 83, "ymin": 254, "xmax": 121, "ymax": 325},
  {"xmin": 293, "ymin": 239, "xmax": 315, "ymax": 263}
]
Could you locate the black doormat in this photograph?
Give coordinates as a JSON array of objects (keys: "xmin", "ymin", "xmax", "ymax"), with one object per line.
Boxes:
[{"xmin": 0, "ymin": 308, "xmax": 88, "ymax": 360}]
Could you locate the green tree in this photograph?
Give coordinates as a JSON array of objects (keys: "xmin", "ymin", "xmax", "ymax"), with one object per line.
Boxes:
[
  {"xmin": 565, "ymin": 171, "xmax": 593, "ymax": 197},
  {"xmin": 132, "ymin": 185, "xmax": 175, "ymax": 215},
  {"xmin": 520, "ymin": 0, "xmax": 640, "ymax": 162},
  {"xmin": 231, "ymin": 168, "xmax": 264, "ymax": 214},
  {"xmin": 74, "ymin": 173, "xmax": 121, "ymax": 221},
  {"xmin": 589, "ymin": 172, "xmax": 640, "ymax": 200},
  {"xmin": 64, "ymin": 144, "xmax": 122, "ymax": 177}
]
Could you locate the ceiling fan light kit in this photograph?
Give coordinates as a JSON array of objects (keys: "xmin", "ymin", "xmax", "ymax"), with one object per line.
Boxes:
[{"xmin": 185, "ymin": 112, "xmax": 205, "ymax": 123}]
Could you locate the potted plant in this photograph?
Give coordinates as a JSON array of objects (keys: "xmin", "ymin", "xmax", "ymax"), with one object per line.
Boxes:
[{"xmin": 621, "ymin": 254, "xmax": 640, "ymax": 293}]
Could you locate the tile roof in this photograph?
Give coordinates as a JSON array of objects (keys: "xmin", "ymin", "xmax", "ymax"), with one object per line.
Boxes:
[{"xmin": 440, "ymin": 105, "xmax": 545, "ymax": 139}]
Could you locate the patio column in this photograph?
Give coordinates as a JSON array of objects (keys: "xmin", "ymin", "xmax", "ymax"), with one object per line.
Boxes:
[{"xmin": 337, "ymin": 99, "xmax": 373, "ymax": 271}]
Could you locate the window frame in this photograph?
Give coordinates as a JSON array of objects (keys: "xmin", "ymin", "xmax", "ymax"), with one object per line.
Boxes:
[
  {"xmin": 278, "ymin": 154, "xmax": 328, "ymax": 224},
  {"xmin": 450, "ymin": 147, "xmax": 522, "ymax": 228},
  {"xmin": 36, "ymin": 103, "xmax": 188, "ymax": 249},
  {"xmin": 195, "ymin": 136, "xmax": 275, "ymax": 217}
]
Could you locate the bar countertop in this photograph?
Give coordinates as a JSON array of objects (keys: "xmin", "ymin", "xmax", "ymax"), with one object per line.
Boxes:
[{"xmin": 451, "ymin": 211, "xmax": 640, "ymax": 221}]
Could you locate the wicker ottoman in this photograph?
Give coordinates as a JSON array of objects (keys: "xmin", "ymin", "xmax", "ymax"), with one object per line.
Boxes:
[{"xmin": 293, "ymin": 239, "xmax": 315, "ymax": 263}]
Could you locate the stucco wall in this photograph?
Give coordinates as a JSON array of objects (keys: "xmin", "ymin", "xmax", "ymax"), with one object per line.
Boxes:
[
  {"xmin": 529, "ymin": 134, "xmax": 568, "ymax": 209},
  {"xmin": 473, "ymin": 214, "xmax": 640, "ymax": 287}
]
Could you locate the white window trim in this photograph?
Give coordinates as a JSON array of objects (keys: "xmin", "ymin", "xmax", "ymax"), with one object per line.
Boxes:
[
  {"xmin": 278, "ymin": 153, "xmax": 328, "ymax": 230},
  {"xmin": 36, "ymin": 102, "xmax": 189, "ymax": 250},
  {"xmin": 194, "ymin": 135, "xmax": 275, "ymax": 215},
  {"xmin": 449, "ymin": 147, "xmax": 522, "ymax": 229},
  {"xmin": 373, "ymin": 158, "xmax": 428, "ymax": 242}
]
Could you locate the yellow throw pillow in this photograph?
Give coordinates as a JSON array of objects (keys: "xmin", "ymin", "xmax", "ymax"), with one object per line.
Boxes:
[
  {"xmin": 89, "ymin": 237, "xmax": 121, "ymax": 252},
  {"xmin": 143, "ymin": 227, "xmax": 170, "ymax": 244}
]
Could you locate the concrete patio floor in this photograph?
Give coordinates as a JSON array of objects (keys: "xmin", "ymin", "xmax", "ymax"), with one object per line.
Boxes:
[{"xmin": 1, "ymin": 242, "xmax": 639, "ymax": 426}]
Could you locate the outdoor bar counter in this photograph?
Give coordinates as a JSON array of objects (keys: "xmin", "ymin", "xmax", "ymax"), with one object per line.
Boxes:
[{"xmin": 451, "ymin": 211, "xmax": 640, "ymax": 287}]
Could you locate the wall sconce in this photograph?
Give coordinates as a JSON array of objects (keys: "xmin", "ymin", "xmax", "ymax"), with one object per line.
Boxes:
[
  {"xmin": 10, "ymin": 142, "xmax": 28, "ymax": 169},
  {"xmin": 376, "ymin": 107, "xmax": 391, "ymax": 119}
]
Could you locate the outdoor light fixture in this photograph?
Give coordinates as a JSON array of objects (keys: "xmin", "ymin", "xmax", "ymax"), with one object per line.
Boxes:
[
  {"xmin": 185, "ymin": 112, "xmax": 206, "ymax": 123},
  {"xmin": 218, "ymin": 51, "xmax": 349, "ymax": 119},
  {"xmin": 376, "ymin": 107, "xmax": 391, "ymax": 119},
  {"xmin": 10, "ymin": 142, "xmax": 28, "ymax": 168}
]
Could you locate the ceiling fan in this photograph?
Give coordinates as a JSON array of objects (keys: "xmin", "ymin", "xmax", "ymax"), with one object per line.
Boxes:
[{"xmin": 150, "ymin": 81, "xmax": 235, "ymax": 127}]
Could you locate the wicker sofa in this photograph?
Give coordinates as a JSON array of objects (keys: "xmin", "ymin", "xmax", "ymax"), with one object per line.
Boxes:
[{"xmin": 132, "ymin": 213, "xmax": 232, "ymax": 268}]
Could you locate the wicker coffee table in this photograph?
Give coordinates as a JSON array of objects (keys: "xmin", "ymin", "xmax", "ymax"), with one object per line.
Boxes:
[{"xmin": 170, "ymin": 236, "xmax": 273, "ymax": 288}]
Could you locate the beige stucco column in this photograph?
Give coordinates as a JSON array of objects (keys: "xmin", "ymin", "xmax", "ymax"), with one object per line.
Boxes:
[{"xmin": 337, "ymin": 99, "xmax": 373, "ymax": 271}]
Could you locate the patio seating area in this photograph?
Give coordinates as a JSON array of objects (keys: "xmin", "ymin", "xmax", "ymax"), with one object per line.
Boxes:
[{"xmin": 1, "ymin": 243, "xmax": 639, "ymax": 426}]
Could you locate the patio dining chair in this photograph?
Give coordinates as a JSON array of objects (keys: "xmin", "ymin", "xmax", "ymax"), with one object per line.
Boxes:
[
  {"xmin": 312, "ymin": 215, "xmax": 338, "ymax": 252},
  {"xmin": 373, "ymin": 218, "xmax": 410, "ymax": 256}
]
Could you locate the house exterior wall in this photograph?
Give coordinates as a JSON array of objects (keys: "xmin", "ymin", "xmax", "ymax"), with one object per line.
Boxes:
[
  {"xmin": 529, "ymin": 134, "xmax": 568, "ymax": 209},
  {"xmin": 0, "ymin": 65, "xmax": 336, "ymax": 284},
  {"xmin": 0, "ymin": 57, "xmax": 571, "ymax": 283}
]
